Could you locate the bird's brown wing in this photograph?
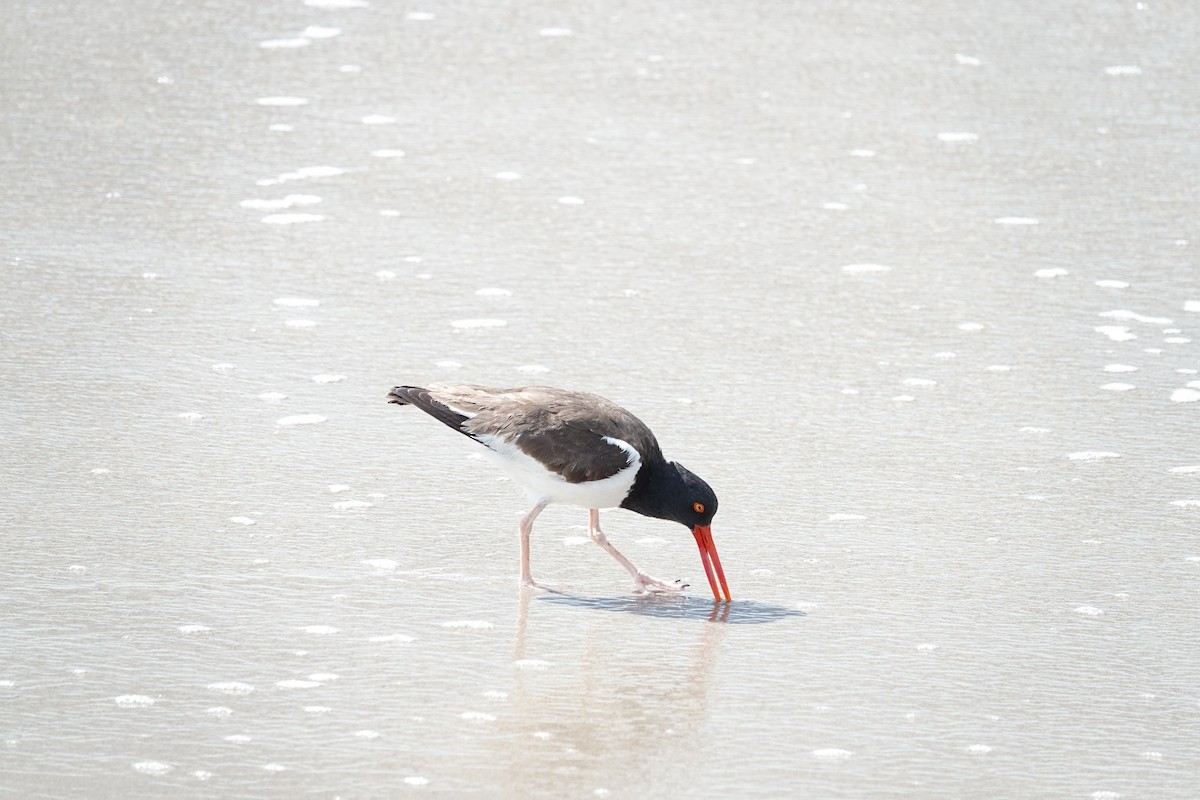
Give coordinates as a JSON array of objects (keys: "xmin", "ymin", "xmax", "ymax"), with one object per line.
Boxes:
[{"xmin": 390, "ymin": 384, "xmax": 660, "ymax": 484}]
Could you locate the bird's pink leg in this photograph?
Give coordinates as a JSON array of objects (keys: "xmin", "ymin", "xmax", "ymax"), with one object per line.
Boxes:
[
  {"xmin": 587, "ymin": 509, "xmax": 686, "ymax": 595},
  {"xmin": 519, "ymin": 499, "xmax": 555, "ymax": 590}
]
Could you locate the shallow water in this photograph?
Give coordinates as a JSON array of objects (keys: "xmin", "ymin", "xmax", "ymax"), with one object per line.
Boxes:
[{"xmin": 3, "ymin": 0, "xmax": 1200, "ymax": 797}]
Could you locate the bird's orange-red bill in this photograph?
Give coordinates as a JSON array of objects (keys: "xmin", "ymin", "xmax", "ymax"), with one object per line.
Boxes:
[{"xmin": 691, "ymin": 525, "xmax": 731, "ymax": 602}]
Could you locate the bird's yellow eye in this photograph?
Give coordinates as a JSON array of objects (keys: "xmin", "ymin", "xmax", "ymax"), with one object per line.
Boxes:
[{"xmin": 693, "ymin": 502, "xmax": 705, "ymax": 514}]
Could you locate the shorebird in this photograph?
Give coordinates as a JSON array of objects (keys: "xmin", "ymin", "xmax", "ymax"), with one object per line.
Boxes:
[{"xmin": 386, "ymin": 384, "xmax": 730, "ymax": 601}]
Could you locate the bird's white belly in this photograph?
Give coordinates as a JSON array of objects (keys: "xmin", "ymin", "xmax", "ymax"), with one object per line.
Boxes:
[{"xmin": 477, "ymin": 435, "xmax": 641, "ymax": 509}]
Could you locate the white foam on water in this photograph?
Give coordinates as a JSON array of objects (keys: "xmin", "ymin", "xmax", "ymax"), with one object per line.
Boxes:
[
  {"xmin": 369, "ymin": 633, "xmax": 415, "ymax": 643},
  {"xmin": 461, "ymin": 711, "xmax": 497, "ymax": 722},
  {"xmin": 1101, "ymin": 383, "xmax": 1135, "ymax": 391},
  {"xmin": 932, "ymin": 352, "xmax": 956, "ymax": 360},
  {"xmin": 483, "ymin": 690, "xmax": 509, "ymax": 700},
  {"xmin": 307, "ymin": 673, "xmax": 340, "ymax": 683},
  {"xmin": 340, "ymin": 64, "xmax": 362, "ymax": 73},
  {"xmin": 229, "ymin": 516, "xmax": 255, "ymax": 526},
  {"xmin": 916, "ymin": 643, "xmax": 939, "ymax": 653},
  {"xmin": 451, "ymin": 318, "xmax": 507, "ymax": 328},
  {"xmin": 362, "ymin": 558, "xmax": 397, "ymax": 570},
  {"xmin": 333, "ymin": 499, "xmax": 372, "ymax": 511},
  {"xmin": 1184, "ymin": 300, "xmax": 1200, "ymax": 312},
  {"xmin": 514, "ymin": 659, "xmax": 552, "ymax": 671},
  {"xmin": 193, "ymin": 770, "xmax": 213, "ymax": 781},
  {"xmin": 539, "ymin": 27, "xmax": 573, "ymax": 36},
  {"xmin": 301, "ymin": 25, "xmax": 341, "ymax": 38},
  {"xmin": 277, "ymin": 415, "xmax": 326, "ymax": 426},
  {"xmin": 305, "ymin": 0, "xmax": 368, "ymax": 7},
  {"xmin": 269, "ymin": 123, "xmax": 295, "ymax": 132},
  {"xmin": 823, "ymin": 202, "xmax": 849, "ymax": 210},
  {"xmin": 208, "ymin": 682, "xmax": 256, "ymax": 695},
  {"xmin": 517, "ymin": 364, "xmax": 549, "ymax": 373},
  {"xmin": 224, "ymin": 735, "xmax": 252, "ymax": 743},
  {"xmin": 371, "ymin": 149, "xmax": 405, "ymax": 158},
  {"xmin": 133, "ymin": 761, "xmax": 172, "ymax": 776},
  {"xmin": 995, "ymin": 216, "xmax": 1039, "ymax": 225},
  {"xmin": 115, "ymin": 695, "xmax": 155, "ymax": 707},
  {"xmin": 256, "ymin": 96, "xmax": 308, "ymax": 107},
  {"xmin": 312, "ymin": 374, "xmax": 346, "ymax": 384},
  {"xmin": 178, "ymin": 624, "xmax": 210, "ymax": 634},
  {"xmin": 987, "ymin": 365, "xmax": 1012, "ymax": 372},
  {"xmin": 1104, "ymin": 364, "xmax": 1137, "ymax": 372},
  {"xmin": 375, "ymin": 270, "xmax": 396, "ymax": 280},
  {"xmin": 263, "ymin": 764, "xmax": 287, "ymax": 772},
  {"xmin": 1067, "ymin": 451, "xmax": 1120, "ymax": 461},
  {"xmin": 211, "ymin": 362, "xmax": 235, "ymax": 375},
  {"xmin": 840, "ymin": 388, "xmax": 859, "ymax": 395},
  {"xmin": 849, "ymin": 149, "xmax": 875, "ymax": 157},
  {"xmin": 1164, "ymin": 336, "xmax": 1191, "ymax": 344},
  {"xmin": 893, "ymin": 394, "xmax": 915, "ymax": 402},
  {"xmin": 812, "ymin": 748, "xmax": 853, "ymax": 761},
  {"xmin": 276, "ymin": 679, "xmax": 321, "ymax": 689},
  {"xmin": 1142, "ymin": 752, "xmax": 1163, "ymax": 761},
  {"xmin": 260, "ymin": 37, "xmax": 311, "ymax": 49},
  {"xmin": 955, "ymin": 54, "xmax": 981, "ymax": 65},
  {"xmin": 902, "ymin": 378, "xmax": 936, "ymax": 387},
  {"xmin": 274, "ymin": 296, "xmax": 320, "ymax": 307},
  {"xmin": 827, "ymin": 513, "xmax": 865, "ymax": 522},
  {"xmin": 298, "ymin": 625, "xmax": 338, "ymax": 635},
  {"xmin": 1075, "ymin": 605, "xmax": 1104, "ymax": 616},
  {"xmin": 1181, "ymin": 369, "xmax": 1199, "ymax": 375},
  {"xmin": 285, "ymin": 319, "xmax": 317, "ymax": 328},
  {"xmin": 206, "ymin": 706, "xmax": 233, "ymax": 717},
  {"xmin": 475, "ymin": 287, "xmax": 513, "ymax": 296},
  {"xmin": 441, "ymin": 620, "xmax": 494, "ymax": 629},
  {"xmin": 1096, "ymin": 325, "xmax": 1136, "ymax": 342},
  {"xmin": 937, "ymin": 132, "xmax": 978, "ymax": 142},
  {"xmin": 842, "ymin": 263, "xmax": 890, "ymax": 273},
  {"xmin": 1104, "ymin": 65, "xmax": 1140, "ymax": 75},
  {"xmin": 1091, "ymin": 792, "xmax": 1121, "ymax": 800},
  {"xmin": 404, "ymin": 776, "xmax": 430, "ymax": 786},
  {"xmin": 1034, "ymin": 268, "xmax": 1068, "ymax": 278},
  {"xmin": 533, "ymin": 731, "xmax": 553, "ymax": 740},
  {"xmin": 304, "ymin": 706, "xmax": 332, "ymax": 713},
  {"xmin": 1171, "ymin": 500, "xmax": 1200, "ymax": 508},
  {"xmin": 558, "ymin": 195, "xmax": 584, "ymax": 205},
  {"xmin": 379, "ymin": 209, "xmax": 401, "ymax": 217},
  {"xmin": 1171, "ymin": 389, "xmax": 1200, "ymax": 403},
  {"xmin": 495, "ymin": 171, "xmax": 522, "ymax": 180},
  {"xmin": 407, "ymin": 11, "xmax": 435, "ymax": 20},
  {"xmin": 966, "ymin": 744, "xmax": 993, "ymax": 754},
  {"xmin": 1169, "ymin": 465, "xmax": 1200, "ymax": 474},
  {"xmin": 362, "ymin": 114, "xmax": 397, "ymax": 125},
  {"xmin": 435, "ymin": 360, "xmax": 462, "ymax": 369},
  {"xmin": 258, "ymin": 392, "xmax": 287, "ymax": 402},
  {"xmin": 1096, "ymin": 279, "xmax": 1129, "ymax": 288},
  {"xmin": 1100, "ymin": 309, "xmax": 1172, "ymax": 325},
  {"xmin": 90, "ymin": 468, "xmax": 110, "ymax": 475},
  {"xmin": 562, "ymin": 536, "xmax": 589, "ymax": 546},
  {"xmin": 958, "ymin": 322, "xmax": 984, "ymax": 332},
  {"xmin": 243, "ymin": 196, "xmax": 322, "ymax": 211},
  {"xmin": 262, "ymin": 213, "xmax": 324, "ymax": 224},
  {"xmin": 354, "ymin": 730, "xmax": 380, "ymax": 739}
]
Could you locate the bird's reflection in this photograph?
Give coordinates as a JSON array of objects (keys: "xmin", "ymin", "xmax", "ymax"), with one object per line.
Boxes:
[
  {"xmin": 496, "ymin": 589, "xmax": 804, "ymax": 794},
  {"xmin": 536, "ymin": 593, "xmax": 806, "ymax": 624}
]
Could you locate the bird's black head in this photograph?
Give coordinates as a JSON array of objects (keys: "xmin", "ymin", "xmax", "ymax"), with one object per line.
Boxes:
[
  {"xmin": 622, "ymin": 460, "xmax": 717, "ymax": 527},
  {"xmin": 672, "ymin": 462, "xmax": 718, "ymax": 528}
]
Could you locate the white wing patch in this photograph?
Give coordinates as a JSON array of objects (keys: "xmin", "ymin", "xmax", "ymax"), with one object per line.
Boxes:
[{"xmin": 476, "ymin": 433, "xmax": 641, "ymax": 509}]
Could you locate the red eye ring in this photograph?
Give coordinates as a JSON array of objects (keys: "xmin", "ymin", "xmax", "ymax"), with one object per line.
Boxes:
[{"xmin": 693, "ymin": 502, "xmax": 705, "ymax": 514}]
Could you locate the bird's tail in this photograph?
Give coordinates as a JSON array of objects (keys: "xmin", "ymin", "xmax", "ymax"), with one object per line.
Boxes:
[{"xmin": 386, "ymin": 385, "xmax": 421, "ymax": 406}]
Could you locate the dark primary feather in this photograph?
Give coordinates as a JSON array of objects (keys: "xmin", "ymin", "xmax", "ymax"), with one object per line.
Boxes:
[{"xmin": 387, "ymin": 384, "xmax": 662, "ymax": 484}]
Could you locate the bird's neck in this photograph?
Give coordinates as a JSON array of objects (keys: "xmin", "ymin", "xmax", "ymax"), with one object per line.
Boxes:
[{"xmin": 620, "ymin": 459, "xmax": 682, "ymax": 523}]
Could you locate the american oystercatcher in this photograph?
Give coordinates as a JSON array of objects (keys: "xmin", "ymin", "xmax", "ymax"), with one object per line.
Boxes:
[{"xmin": 386, "ymin": 385, "xmax": 731, "ymax": 601}]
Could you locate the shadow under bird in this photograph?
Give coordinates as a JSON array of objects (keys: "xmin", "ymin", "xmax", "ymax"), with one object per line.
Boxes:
[{"xmin": 386, "ymin": 384, "xmax": 731, "ymax": 601}]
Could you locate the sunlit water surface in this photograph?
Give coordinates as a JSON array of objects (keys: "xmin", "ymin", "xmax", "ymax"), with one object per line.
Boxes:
[{"xmin": 3, "ymin": 0, "xmax": 1199, "ymax": 797}]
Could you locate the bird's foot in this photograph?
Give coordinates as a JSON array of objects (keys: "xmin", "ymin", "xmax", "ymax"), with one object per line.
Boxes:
[
  {"xmin": 633, "ymin": 572, "xmax": 689, "ymax": 595},
  {"xmin": 520, "ymin": 576, "xmax": 563, "ymax": 593}
]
